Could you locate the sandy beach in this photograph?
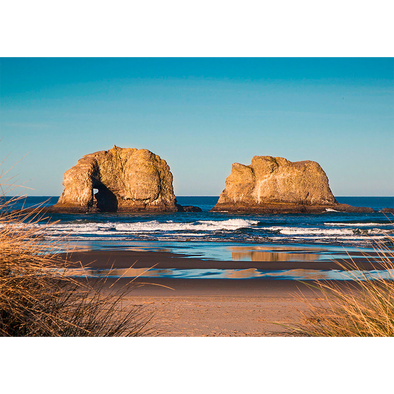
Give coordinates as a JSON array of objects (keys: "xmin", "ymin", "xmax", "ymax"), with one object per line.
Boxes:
[{"xmin": 59, "ymin": 248, "xmax": 384, "ymax": 336}]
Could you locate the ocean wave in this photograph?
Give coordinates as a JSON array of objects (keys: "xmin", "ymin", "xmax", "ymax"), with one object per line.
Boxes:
[
  {"xmin": 324, "ymin": 222, "xmax": 393, "ymax": 227},
  {"xmin": 5, "ymin": 215, "xmax": 392, "ymax": 249},
  {"xmin": 34, "ymin": 218, "xmax": 260, "ymax": 235},
  {"xmin": 264, "ymin": 226, "xmax": 354, "ymax": 235},
  {"xmin": 124, "ymin": 218, "xmax": 260, "ymax": 232},
  {"xmin": 263, "ymin": 226, "xmax": 390, "ymax": 236}
]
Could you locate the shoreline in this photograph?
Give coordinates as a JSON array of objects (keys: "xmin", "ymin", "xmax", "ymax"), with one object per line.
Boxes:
[
  {"xmin": 61, "ymin": 248, "xmax": 390, "ymax": 273},
  {"xmin": 59, "ymin": 248, "xmax": 384, "ymax": 336}
]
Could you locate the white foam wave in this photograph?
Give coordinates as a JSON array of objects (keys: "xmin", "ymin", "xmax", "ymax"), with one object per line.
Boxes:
[
  {"xmin": 34, "ymin": 218, "xmax": 259, "ymax": 235},
  {"xmin": 265, "ymin": 226, "xmax": 355, "ymax": 236},
  {"xmin": 264, "ymin": 226, "xmax": 390, "ymax": 236},
  {"xmin": 324, "ymin": 222, "xmax": 393, "ymax": 227}
]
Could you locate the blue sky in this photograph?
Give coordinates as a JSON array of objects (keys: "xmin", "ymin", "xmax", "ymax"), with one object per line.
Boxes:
[{"xmin": 1, "ymin": 58, "xmax": 393, "ymax": 196}]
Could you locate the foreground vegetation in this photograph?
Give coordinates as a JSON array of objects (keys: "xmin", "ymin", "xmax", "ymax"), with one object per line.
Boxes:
[
  {"xmin": 295, "ymin": 235, "xmax": 394, "ymax": 336},
  {"xmin": 0, "ymin": 178, "xmax": 153, "ymax": 336}
]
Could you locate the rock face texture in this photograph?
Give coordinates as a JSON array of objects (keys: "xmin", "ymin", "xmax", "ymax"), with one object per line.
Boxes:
[
  {"xmin": 52, "ymin": 146, "xmax": 178, "ymax": 213},
  {"xmin": 211, "ymin": 156, "xmax": 373, "ymax": 213}
]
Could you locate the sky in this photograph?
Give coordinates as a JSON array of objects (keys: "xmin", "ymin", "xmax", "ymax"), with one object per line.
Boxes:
[{"xmin": 1, "ymin": 57, "xmax": 393, "ymax": 197}]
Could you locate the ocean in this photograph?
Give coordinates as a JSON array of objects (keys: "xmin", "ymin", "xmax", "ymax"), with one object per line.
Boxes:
[
  {"xmin": 2, "ymin": 196, "xmax": 393, "ymax": 281},
  {"xmin": 3, "ymin": 195, "xmax": 393, "ymax": 255}
]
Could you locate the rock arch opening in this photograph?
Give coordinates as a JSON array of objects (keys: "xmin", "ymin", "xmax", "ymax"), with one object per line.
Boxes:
[{"xmin": 92, "ymin": 184, "xmax": 118, "ymax": 212}]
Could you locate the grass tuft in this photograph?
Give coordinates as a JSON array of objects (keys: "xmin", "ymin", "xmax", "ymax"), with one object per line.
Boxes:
[
  {"xmin": 294, "ymin": 233, "xmax": 394, "ymax": 337},
  {"xmin": 0, "ymin": 169, "xmax": 154, "ymax": 337}
]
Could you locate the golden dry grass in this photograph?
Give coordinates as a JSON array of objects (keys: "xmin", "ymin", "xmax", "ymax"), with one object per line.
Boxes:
[
  {"xmin": 0, "ymin": 170, "xmax": 153, "ymax": 336},
  {"xmin": 294, "ymin": 234, "xmax": 394, "ymax": 337}
]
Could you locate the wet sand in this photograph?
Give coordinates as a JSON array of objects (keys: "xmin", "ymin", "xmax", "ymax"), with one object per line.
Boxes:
[
  {"xmin": 62, "ymin": 249, "xmax": 389, "ymax": 271},
  {"xmin": 60, "ymin": 249, "xmax": 383, "ymax": 336}
]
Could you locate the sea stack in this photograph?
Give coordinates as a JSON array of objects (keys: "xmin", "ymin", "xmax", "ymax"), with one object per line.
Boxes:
[
  {"xmin": 52, "ymin": 146, "xmax": 178, "ymax": 213},
  {"xmin": 211, "ymin": 156, "xmax": 374, "ymax": 213}
]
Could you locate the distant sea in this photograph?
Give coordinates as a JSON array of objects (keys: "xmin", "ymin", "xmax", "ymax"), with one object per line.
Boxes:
[
  {"xmin": 2, "ymin": 196, "xmax": 393, "ymax": 252},
  {"xmin": 2, "ymin": 195, "xmax": 394, "ymax": 280}
]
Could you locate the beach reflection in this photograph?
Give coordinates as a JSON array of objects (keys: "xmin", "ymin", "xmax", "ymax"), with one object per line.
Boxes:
[
  {"xmin": 61, "ymin": 267, "xmax": 394, "ymax": 281},
  {"xmin": 228, "ymin": 246, "xmax": 321, "ymax": 262},
  {"xmin": 65, "ymin": 267, "xmax": 166, "ymax": 278},
  {"xmin": 225, "ymin": 268, "xmax": 261, "ymax": 279}
]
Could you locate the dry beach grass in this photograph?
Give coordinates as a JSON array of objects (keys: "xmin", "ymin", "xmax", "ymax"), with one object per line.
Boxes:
[
  {"xmin": 294, "ymin": 234, "xmax": 394, "ymax": 337},
  {"xmin": 0, "ymin": 171, "xmax": 153, "ymax": 336}
]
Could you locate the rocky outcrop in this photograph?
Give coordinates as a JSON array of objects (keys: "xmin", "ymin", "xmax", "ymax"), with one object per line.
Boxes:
[
  {"xmin": 211, "ymin": 156, "xmax": 374, "ymax": 213},
  {"xmin": 51, "ymin": 146, "xmax": 179, "ymax": 213},
  {"xmin": 176, "ymin": 205, "xmax": 203, "ymax": 212}
]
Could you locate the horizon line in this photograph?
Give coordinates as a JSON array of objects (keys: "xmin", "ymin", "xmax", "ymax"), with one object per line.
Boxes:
[{"xmin": 5, "ymin": 195, "xmax": 394, "ymax": 198}]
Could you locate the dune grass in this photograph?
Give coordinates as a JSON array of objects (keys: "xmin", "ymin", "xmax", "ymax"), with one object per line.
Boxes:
[
  {"xmin": 295, "ymin": 235, "xmax": 394, "ymax": 337},
  {"xmin": 0, "ymin": 172, "xmax": 154, "ymax": 336}
]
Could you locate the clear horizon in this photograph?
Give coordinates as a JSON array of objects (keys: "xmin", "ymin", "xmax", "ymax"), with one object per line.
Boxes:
[
  {"xmin": 7, "ymin": 193, "xmax": 394, "ymax": 198},
  {"xmin": 1, "ymin": 58, "xmax": 393, "ymax": 197}
]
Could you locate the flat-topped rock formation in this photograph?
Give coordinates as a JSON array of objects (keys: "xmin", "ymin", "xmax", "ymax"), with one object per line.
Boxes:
[
  {"xmin": 211, "ymin": 156, "xmax": 374, "ymax": 213},
  {"xmin": 49, "ymin": 146, "xmax": 181, "ymax": 213}
]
